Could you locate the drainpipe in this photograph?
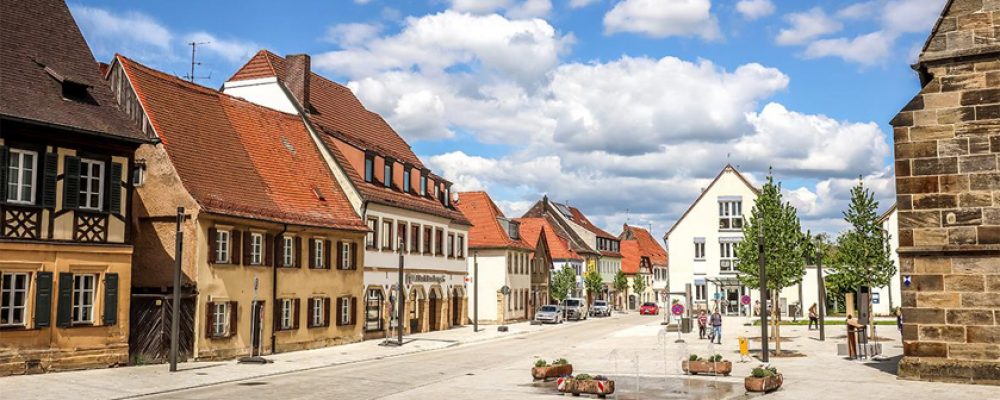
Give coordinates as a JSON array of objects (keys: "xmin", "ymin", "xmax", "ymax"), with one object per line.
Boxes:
[{"xmin": 271, "ymin": 223, "xmax": 288, "ymax": 354}]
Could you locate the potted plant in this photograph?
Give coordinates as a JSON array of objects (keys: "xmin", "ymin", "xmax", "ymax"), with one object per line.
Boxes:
[
  {"xmin": 557, "ymin": 374, "xmax": 616, "ymax": 398},
  {"xmin": 531, "ymin": 358, "xmax": 573, "ymax": 381},
  {"xmin": 682, "ymin": 354, "xmax": 732, "ymax": 376},
  {"xmin": 744, "ymin": 365, "xmax": 783, "ymax": 393}
]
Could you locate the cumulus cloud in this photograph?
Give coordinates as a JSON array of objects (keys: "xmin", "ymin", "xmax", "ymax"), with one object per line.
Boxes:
[
  {"xmin": 447, "ymin": 0, "xmax": 552, "ymax": 18},
  {"xmin": 775, "ymin": 8, "xmax": 842, "ymax": 45},
  {"xmin": 603, "ymin": 0, "xmax": 721, "ymax": 40},
  {"xmin": 70, "ymin": 4, "xmax": 173, "ymax": 59},
  {"xmin": 736, "ymin": 0, "xmax": 775, "ymax": 20},
  {"xmin": 804, "ymin": 31, "xmax": 895, "ymax": 66},
  {"xmin": 184, "ymin": 32, "xmax": 259, "ymax": 63},
  {"xmin": 325, "ymin": 22, "xmax": 383, "ymax": 47},
  {"xmin": 569, "ymin": 0, "xmax": 599, "ymax": 8}
]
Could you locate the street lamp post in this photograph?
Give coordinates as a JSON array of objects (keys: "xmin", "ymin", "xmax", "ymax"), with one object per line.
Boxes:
[
  {"xmin": 473, "ymin": 251, "xmax": 479, "ymax": 333},
  {"xmin": 169, "ymin": 207, "xmax": 184, "ymax": 372},
  {"xmin": 396, "ymin": 238, "xmax": 405, "ymax": 346}
]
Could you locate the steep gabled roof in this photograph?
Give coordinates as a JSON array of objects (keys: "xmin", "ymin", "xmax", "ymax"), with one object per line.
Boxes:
[
  {"xmin": 664, "ymin": 164, "xmax": 759, "ymax": 239},
  {"xmin": 455, "ymin": 191, "xmax": 531, "ymax": 250},
  {"xmin": 566, "ymin": 205, "xmax": 617, "ymax": 239},
  {"xmin": 517, "ymin": 217, "xmax": 582, "ymax": 261},
  {"xmin": 117, "ymin": 56, "xmax": 366, "ymax": 231},
  {"xmin": 621, "ymin": 224, "xmax": 667, "ymax": 266},
  {"xmin": 878, "ymin": 203, "xmax": 897, "ymax": 225},
  {"xmin": 523, "ymin": 197, "xmax": 600, "ymax": 256},
  {"xmin": 0, "ymin": 0, "xmax": 145, "ymax": 142}
]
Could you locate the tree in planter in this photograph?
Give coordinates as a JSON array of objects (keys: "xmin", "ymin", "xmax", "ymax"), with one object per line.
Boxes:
[
  {"xmin": 833, "ymin": 181, "xmax": 894, "ymax": 339},
  {"xmin": 613, "ymin": 270, "xmax": 629, "ymax": 311},
  {"xmin": 735, "ymin": 172, "xmax": 806, "ymax": 354},
  {"xmin": 583, "ymin": 269, "xmax": 604, "ymax": 307},
  {"xmin": 551, "ymin": 266, "xmax": 577, "ymax": 318}
]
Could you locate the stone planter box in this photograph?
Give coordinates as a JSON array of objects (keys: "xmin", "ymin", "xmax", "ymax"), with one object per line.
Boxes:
[
  {"xmin": 682, "ymin": 360, "xmax": 732, "ymax": 376},
  {"xmin": 531, "ymin": 364, "xmax": 573, "ymax": 381},
  {"xmin": 744, "ymin": 374, "xmax": 783, "ymax": 393},
  {"xmin": 557, "ymin": 377, "xmax": 615, "ymax": 398}
]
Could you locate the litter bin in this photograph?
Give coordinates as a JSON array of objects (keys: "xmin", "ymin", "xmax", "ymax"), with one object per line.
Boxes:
[{"xmin": 681, "ymin": 317, "xmax": 692, "ymax": 333}]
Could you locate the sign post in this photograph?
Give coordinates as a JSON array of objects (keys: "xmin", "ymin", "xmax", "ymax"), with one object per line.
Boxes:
[
  {"xmin": 671, "ymin": 303, "xmax": 685, "ymax": 343},
  {"xmin": 169, "ymin": 207, "xmax": 184, "ymax": 372},
  {"xmin": 741, "ymin": 294, "xmax": 752, "ymax": 325}
]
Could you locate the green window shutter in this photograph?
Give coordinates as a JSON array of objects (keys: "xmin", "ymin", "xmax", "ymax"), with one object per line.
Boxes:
[
  {"xmin": 0, "ymin": 145, "xmax": 8, "ymax": 202},
  {"xmin": 56, "ymin": 272, "xmax": 74, "ymax": 327},
  {"xmin": 103, "ymin": 273, "xmax": 119, "ymax": 326},
  {"xmin": 62, "ymin": 156, "xmax": 81, "ymax": 209},
  {"xmin": 34, "ymin": 272, "xmax": 53, "ymax": 328},
  {"xmin": 42, "ymin": 153, "xmax": 59, "ymax": 208},
  {"xmin": 108, "ymin": 163, "xmax": 123, "ymax": 214}
]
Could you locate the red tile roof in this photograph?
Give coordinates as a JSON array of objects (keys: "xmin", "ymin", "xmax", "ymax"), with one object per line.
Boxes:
[
  {"xmin": 620, "ymin": 224, "xmax": 668, "ymax": 275},
  {"xmin": 620, "ymin": 240, "xmax": 642, "ymax": 275},
  {"xmin": 567, "ymin": 206, "xmax": 616, "ymax": 239},
  {"xmin": 455, "ymin": 192, "xmax": 531, "ymax": 250},
  {"xmin": 1, "ymin": 0, "xmax": 145, "ymax": 142},
  {"xmin": 117, "ymin": 56, "xmax": 366, "ymax": 231},
  {"xmin": 516, "ymin": 217, "xmax": 582, "ymax": 261}
]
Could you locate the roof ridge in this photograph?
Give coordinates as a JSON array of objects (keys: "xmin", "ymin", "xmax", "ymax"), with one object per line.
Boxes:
[{"xmin": 664, "ymin": 164, "xmax": 759, "ymax": 239}]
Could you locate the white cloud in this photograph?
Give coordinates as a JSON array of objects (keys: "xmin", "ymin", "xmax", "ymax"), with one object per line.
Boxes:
[
  {"xmin": 447, "ymin": 0, "xmax": 551, "ymax": 18},
  {"xmin": 448, "ymin": 0, "xmax": 512, "ymax": 14},
  {"xmin": 881, "ymin": 0, "xmax": 947, "ymax": 34},
  {"xmin": 836, "ymin": 1, "xmax": 878, "ymax": 19},
  {"xmin": 736, "ymin": 0, "xmax": 775, "ymax": 21},
  {"xmin": 603, "ymin": 0, "xmax": 721, "ymax": 40},
  {"xmin": 569, "ymin": 0, "xmax": 599, "ymax": 8},
  {"xmin": 354, "ymin": 0, "xmax": 373, "ymax": 4},
  {"xmin": 184, "ymin": 32, "xmax": 259, "ymax": 63},
  {"xmin": 325, "ymin": 22, "xmax": 383, "ymax": 47},
  {"xmin": 775, "ymin": 8, "xmax": 842, "ymax": 45},
  {"xmin": 70, "ymin": 4, "xmax": 173, "ymax": 58},
  {"xmin": 804, "ymin": 31, "xmax": 896, "ymax": 66},
  {"xmin": 507, "ymin": 0, "xmax": 553, "ymax": 18}
]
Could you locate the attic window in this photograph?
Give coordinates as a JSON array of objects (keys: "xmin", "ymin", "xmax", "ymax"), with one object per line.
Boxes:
[{"xmin": 41, "ymin": 65, "xmax": 94, "ymax": 103}]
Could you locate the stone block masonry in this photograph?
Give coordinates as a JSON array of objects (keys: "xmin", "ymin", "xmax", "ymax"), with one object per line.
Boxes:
[{"xmin": 891, "ymin": 0, "xmax": 1000, "ymax": 386}]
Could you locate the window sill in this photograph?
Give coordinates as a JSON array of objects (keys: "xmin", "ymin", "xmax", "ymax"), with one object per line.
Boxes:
[
  {"xmin": 0, "ymin": 325, "xmax": 34, "ymax": 331},
  {"xmin": 694, "ymin": 258, "xmax": 706, "ymax": 262},
  {"xmin": 207, "ymin": 334, "xmax": 233, "ymax": 340},
  {"xmin": 718, "ymin": 229, "xmax": 742, "ymax": 233},
  {"xmin": 68, "ymin": 322, "xmax": 96, "ymax": 328}
]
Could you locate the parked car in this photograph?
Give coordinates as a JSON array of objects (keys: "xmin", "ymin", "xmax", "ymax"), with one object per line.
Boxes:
[
  {"xmin": 535, "ymin": 305, "xmax": 563, "ymax": 324},
  {"xmin": 590, "ymin": 300, "xmax": 611, "ymax": 317},
  {"xmin": 639, "ymin": 302, "xmax": 660, "ymax": 315},
  {"xmin": 562, "ymin": 298, "xmax": 589, "ymax": 321}
]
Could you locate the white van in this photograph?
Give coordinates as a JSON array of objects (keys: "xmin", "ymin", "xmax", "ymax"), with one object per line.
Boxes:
[{"xmin": 562, "ymin": 298, "xmax": 589, "ymax": 321}]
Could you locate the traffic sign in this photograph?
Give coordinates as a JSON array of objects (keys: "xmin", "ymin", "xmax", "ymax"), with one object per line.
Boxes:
[
  {"xmin": 671, "ymin": 303, "xmax": 684, "ymax": 316},
  {"xmin": 741, "ymin": 295, "xmax": 751, "ymax": 306}
]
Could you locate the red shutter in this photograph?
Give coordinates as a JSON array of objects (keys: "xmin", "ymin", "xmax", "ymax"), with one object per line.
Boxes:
[
  {"xmin": 293, "ymin": 298, "xmax": 301, "ymax": 330},
  {"xmin": 308, "ymin": 239, "xmax": 316, "ymax": 269},
  {"xmin": 294, "ymin": 237, "xmax": 302, "ymax": 268},
  {"xmin": 336, "ymin": 297, "xmax": 344, "ymax": 326},
  {"xmin": 205, "ymin": 302, "xmax": 215, "ymax": 338},
  {"xmin": 350, "ymin": 243, "xmax": 358, "ymax": 270},
  {"xmin": 350, "ymin": 296, "xmax": 358, "ymax": 325},
  {"xmin": 208, "ymin": 228, "xmax": 218, "ymax": 264},
  {"xmin": 267, "ymin": 234, "xmax": 277, "ymax": 267},
  {"xmin": 323, "ymin": 240, "xmax": 332, "ymax": 269},
  {"xmin": 228, "ymin": 301, "xmax": 238, "ymax": 337},
  {"xmin": 231, "ymin": 231, "xmax": 243, "ymax": 265},
  {"xmin": 324, "ymin": 297, "xmax": 332, "ymax": 327}
]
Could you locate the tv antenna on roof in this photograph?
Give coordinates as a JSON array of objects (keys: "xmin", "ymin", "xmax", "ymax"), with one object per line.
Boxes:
[{"xmin": 184, "ymin": 41, "xmax": 212, "ymax": 83}]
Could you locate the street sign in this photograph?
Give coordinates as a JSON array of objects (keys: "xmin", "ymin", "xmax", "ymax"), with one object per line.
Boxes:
[
  {"xmin": 903, "ymin": 276, "xmax": 912, "ymax": 288},
  {"xmin": 741, "ymin": 295, "xmax": 751, "ymax": 306},
  {"xmin": 671, "ymin": 303, "xmax": 684, "ymax": 316}
]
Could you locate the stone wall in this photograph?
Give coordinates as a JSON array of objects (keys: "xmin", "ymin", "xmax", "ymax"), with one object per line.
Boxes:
[{"xmin": 892, "ymin": 0, "xmax": 1000, "ymax": 385}]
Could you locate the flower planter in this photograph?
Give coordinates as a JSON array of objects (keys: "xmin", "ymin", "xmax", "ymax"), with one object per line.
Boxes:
[
  {"xmin": 682, "ymin": 360, "xmax": 732, "ymax": 376},
  {"xmin": 557, "ymin": 377, "xmax": 615, "ymax": 398},
  {"xmin": 531, "ymin": 364, "xmax": 573, "ymax": 381},
  {"xmin": 744, "ymin": 374, "xmax": 783, "ymax": 393}
]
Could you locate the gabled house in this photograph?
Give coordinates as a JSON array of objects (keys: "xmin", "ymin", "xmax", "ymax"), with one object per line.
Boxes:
[
  {"xmin": 619, "ymin": 224, "xmax": 667, "ymax": 310},
  {"xmin": 222, "ymin": 51, "xmax": 471, "ymax": 338},
  {"xmin": 515, "ymin": 217, "xmax": 555, "ymax": 313},
  {"xmin": 523, "ymin": 196, "xmax": 620, "ymax": 301},
  {"xmin": 0, "ymin": 0, "xmax": 147, "ymax": 375},
  {"xmin": 107, "ymin": 56, "xmax": 367, "ymax": 361},
  {"xmin": 456, "ymin": 192, "xmax": 533, "ymax": 324}
]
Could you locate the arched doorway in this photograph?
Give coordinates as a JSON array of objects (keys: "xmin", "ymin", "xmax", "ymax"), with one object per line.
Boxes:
[
  {"xmin": 451, "ymin": 287, "xmax": 463, "ymax": 327},
  {"xmin": 409, "ymin": 286, "xmax": 425, "ymax": 334},
  {"xmin": 428, "ymin": 286, "xmax": 441, "ymax": 332}
]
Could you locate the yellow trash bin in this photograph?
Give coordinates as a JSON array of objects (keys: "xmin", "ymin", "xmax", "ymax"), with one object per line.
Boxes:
[{"xmin": 738, "ymin": 336, "xmax": 749, "ymax": 361}]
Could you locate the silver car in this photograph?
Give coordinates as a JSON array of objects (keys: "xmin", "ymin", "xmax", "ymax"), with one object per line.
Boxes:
[
  {"xmin": 535, "ymin": 305, "xmax": 563, "ymax": 324},
  {"xmin": 590, "ymin": 300, "xmax": 611, "ymax": 317}
]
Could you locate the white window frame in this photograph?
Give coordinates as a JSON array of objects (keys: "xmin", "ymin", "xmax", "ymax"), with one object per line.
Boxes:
[
  {"xmin": 216, "ymin": 230, "xmax": 231, "ymax": 263},
  {"xmin": 314, "ymin": 239, "xmax": 325, "ymax": 268},
  {"xmin": 694, "ymin": 238, "xmax": 706, "ymax": 261},
  {"xmin": 72, "ymin": 274, "xmax": 96, "ymax": 324},
  {"xmin": 695, "ymin": 283, "xmax": 707, "ymax": 301},
  {"xmin": 720, "ymin": 240, "xmax": 739, "ymax": 272},
  {"xmin": 283, "ymin": 236, "xmax": 295, "ymax": 267},
  {"xmin": 250, "ymin": 233, "xmax": 263, "ymax": 265},
  {"xmin": 79, "ymin": 158, "xmax": 105, "ymax": 210},
  {"xmin": 212, "ymin": 302, "xmax": 228, "ymax": 337},
  {"xmin": 340, "ymin": 242, "xmax": 352, "ymax": 270},
  {"xmin": 340, "ymin": 296, "xmax": 351, "ymax": 325},
  {"xmin": 312, "ymin": 298, "xmax": 324, "ymax": 327},
  {"xmin": 719, "ymin": 200, "xmax": 743, "ymax": 231},
  {"xmin": 1, "ymin": 272, "xmax": 30, "ymax": 327},
  {"xmin": 6, "ymin": 149, "xmax": 37, "ymax": 205},
  {"xmin": 281, "ymin": 298, "xmax": 294, "ymax": 330},
  {"xmin": 381, "ymin": 219, "xmax": 393, "ymax": 251}
]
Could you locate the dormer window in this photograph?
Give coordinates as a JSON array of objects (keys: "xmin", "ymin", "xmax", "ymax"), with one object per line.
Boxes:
[
  {"xmin": 420, "ymin": 174, "xmax": 427, "ymax": 196},
  {"xmin": 364, "ymin": 153, "xmax": 374, "ymax": 183},
  {"xmin": 403, "ymin": 167, "xmax": 411, "ymax": 193},
  {"xmin": 383, "ymin": 158, "xmax": 393, "ymax": 188}
]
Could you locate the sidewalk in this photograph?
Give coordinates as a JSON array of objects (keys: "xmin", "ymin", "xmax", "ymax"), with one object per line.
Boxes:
[{"xmin": 2, "ymin": 319, "xmax": 575, "ymax": 400}]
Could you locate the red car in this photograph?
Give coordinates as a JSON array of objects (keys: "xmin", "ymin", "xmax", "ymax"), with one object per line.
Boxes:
[{"xmin": 639, "ymin": 302, "xmax": 659, "ymax": 315}]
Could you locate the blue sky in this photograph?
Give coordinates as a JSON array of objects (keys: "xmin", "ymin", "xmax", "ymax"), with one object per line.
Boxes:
[{"xmin": 70, "ymin": 0, "xmax": 946, "ymax": 239}]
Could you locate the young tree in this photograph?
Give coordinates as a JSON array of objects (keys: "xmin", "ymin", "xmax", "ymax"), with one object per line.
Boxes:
[
  {"xmin": 833, "ymin": 181, "xmax": 895, "ymax": 338},
  {"xmin": 613, "ymin": 270, "xmax": 629, "ymax": 310},
  {"xmin": 632, "ymin": 274, "xmax": 647, "ymax": 301},
  {"xmin": 550, "ymin": 266, "xmax": 577, "ymax": 304},
  {"xmin": 735, "ymin": 172, "xmax": 806, "ymax": 353},
  {"xmin": 583, "ymin": 269, "xmax": 604, "ymax": 306}
]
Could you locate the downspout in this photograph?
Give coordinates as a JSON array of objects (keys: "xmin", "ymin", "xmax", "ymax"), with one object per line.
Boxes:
[{"xmin": 271, "ymin": 223, "xmax": 288, "ymax": 354}]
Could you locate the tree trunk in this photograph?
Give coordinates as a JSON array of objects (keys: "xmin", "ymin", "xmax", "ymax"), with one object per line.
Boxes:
[{"xmin": 773, "ymin": 289, "xmax": 782, "ymax": 353}]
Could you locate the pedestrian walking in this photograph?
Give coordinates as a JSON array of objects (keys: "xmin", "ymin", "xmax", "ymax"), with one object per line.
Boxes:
[
  {"xmin": 808, "ymin": 303, "xmax": 819, "ymax": 330},
  {"xmin": 697, "ymin": 310, "xmax": 707, "ymax": 339},
  {"xmin": 710, "ymin": 309, "xmax": 723, "ymax": 345},
  {"xmin": 846, "ymin": 314, "xmax": 863, "ymax": 360},
  {"xmin": 753, "ymin": 300, "xmax": 760, "ymax": 317}
]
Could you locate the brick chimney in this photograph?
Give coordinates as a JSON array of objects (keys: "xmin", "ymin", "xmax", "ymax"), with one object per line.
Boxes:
[{"xmin": 284, "ymin": 54, "xmax": 310, "ymax": 111}]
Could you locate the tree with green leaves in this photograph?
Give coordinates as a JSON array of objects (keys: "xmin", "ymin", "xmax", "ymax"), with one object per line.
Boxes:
[
  {"xmin": 583, "ymin": 269, "xmax": 604, "ymax": 306},
  {"xmin": 550, "ymin": 266, "xmax": 577, "ymax": 305},
  {"xmin": 613, "ymin": 270, "xmax": 629, "ymax": 310},
  {"xmin": 735, "ymin": 171, "xmax": 806, "ymax": 353},
  {"xmin": 632, "ymin": 274, "xmax": 647, "ymax": 301},
  {"xmin": 833, "ymin": 180, "xmax": 895, "ymax": 338}
]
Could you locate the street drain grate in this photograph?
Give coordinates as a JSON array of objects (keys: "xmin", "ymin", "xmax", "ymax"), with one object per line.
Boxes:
[{"xmin": 237, "ymin": 382, "xmax": 268, "ymax": 386}]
